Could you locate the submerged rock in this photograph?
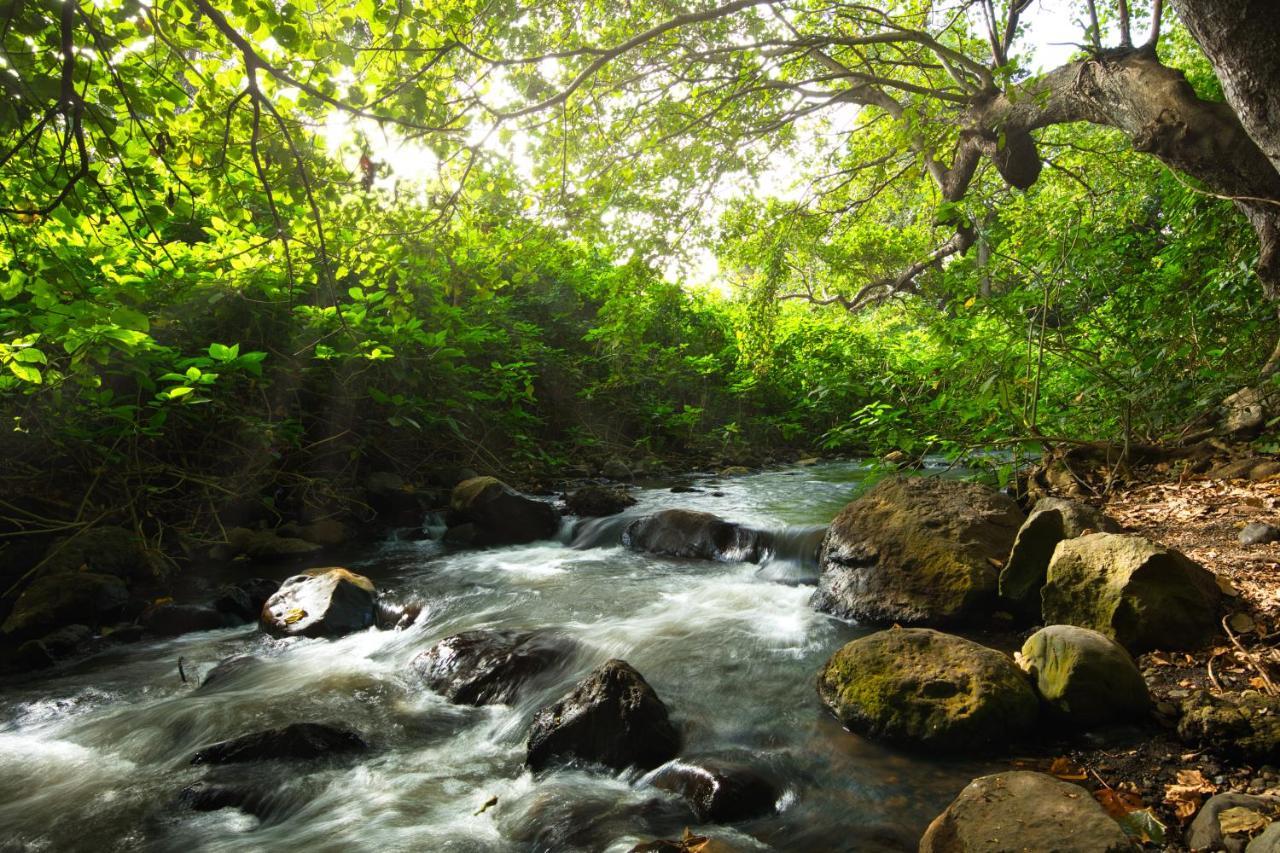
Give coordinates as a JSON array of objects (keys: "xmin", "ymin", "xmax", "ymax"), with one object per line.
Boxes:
[
  {"xmin": 143, "ymin": 603, "xmax": 227, "ymax": 637},
  {"xmin": 1178, "ymin": 690, "xmax": 1280, "ymax": 764},
  {"xmin": 812, "ymin": 476, "xmax": 1024, "ymax": 626},
  {"xmin": 213, "ymin": 577, "xmax": 280, "ymax": 624},
  {"xmin": 648, "ymin": 757, "xmax": 779, "ymax": 823},
  {"xmin": 1, "ymin": 572, "xmax": 129, "ymax": 640},
  {"xmin": 258, "ymin": 567, "xmax": 377, "ymax": 639},
  {"xmin": 1041, "ymin": 533, "xmax": 1221, "ymax": 653},
  {"xmin": 412, "ymin": 629, "xmax": 577, "ymax": 705},
  {"xmin": 526, "ymin": 658, "xmax": 680, "ymax": 772},
  {"xmin": 1018, "ymin": 625, "xmax": 1150, "ymax": 728},
  {"xmin": 449, "ymin": 477, "xmax": 559, "ymax": 545},
  {"xmin": 623, "ymin": 509, "xmax": 766, "ymax": 562},
  {"xmin": 919, "ymin": 771, "xmax": 1131, "ymax": 852},
  {"xmin": 564, "ymin": 485, "xmax": 636, "ymax": 518},
  {"xmin": 817, "ymin": 628, "xmax": 1038, "ymax": 752},
  {"xmin": 191, "ymin": 722, "xmax": 367, "ymax": 764},
  {"xmin": 1000, "ymin": 498, "xmax": 1120, "ymax": 620}
]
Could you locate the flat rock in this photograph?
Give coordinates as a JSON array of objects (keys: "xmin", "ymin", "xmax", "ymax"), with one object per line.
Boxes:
[{"xmin": 412, "ymin": 629, "xmax": 577, "ymax": 705}]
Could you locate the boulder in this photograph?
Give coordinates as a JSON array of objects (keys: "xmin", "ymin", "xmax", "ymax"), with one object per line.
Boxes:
[
  {"xmin": 412, "ymin": 629, "xmax": 577, "ymax": 706},
  {"xmin": 35, "ymin": 526, "xmax": 166, "ymax": 583},
  {"xmin": 817, "ymin": 628, "xmax": 1038, "ymax": 752},
  {"xmin": 527, "ymin": 658, "xmax": 681, "ymax": 772},
  {"xmin": 1000, "ymin": 498, "xmax": 1120, "ymax": 620},
  {"xmin": 1187, "ymin": 792, "xmax": 1280, "ymax": 852},
  {"xmin": 602, "ymin": 458, "xmax": 634, "ymax": 481},
  {"xmin": 364, "ymin": 470, "xmax": 425, "ymax": 524},
  {"xmin": 13, "ymin": 624, "xmax": 94, "ymax": 670},
  {"xmin": 623, "ymin": 509, "xmax": 766, "ymax": 562},
  {"xmin": 143, "ymin": 604, "xmax": 227, "ymax": 637},
  {"xmin": 812, "ymin": 477, "xmax": 1025, "ymax": 626},
  {"xmin": 449, "ymin": 477, "xmax": 558, "ymax": 545},
  {"xmin": 278, "ymin": 518, "xmax": 350, "ymax": 548},
  {"xmin": 1018, "ymin": 625, "xmax": 1151, "ymax": 728},
  {"xmin": 1241, "ymin": 522, "xmax": 1280, "ymax": 546},
  {"xmin": 191, "ymin": 722, "xmax": 367, "ymax": 764},
  {"xmin": 649, "ymin": 758, "xmax": 779, "ymax": 823},
  {"xmin": 259, "ymin": 568, "xmax": 377, "ymax": 639},
  {"xmin": 214, "ymin": 527, "xmax": 321, "ymax": 562},
  {"xmin": 213, "ymin": 577, "xmax": 280, "ymax": 624},
  {"xmin": 1178, "ymin": 690, "xmax": 1280, "ymax": 764},
  {"xmin": 919, "ymin": 771, "xmax": 1131, "ymax": 853},
  {"xmin": 564, "ymin": 485, "xmax": 637, "ymax": 518},
  {"xmin": 1041, "ymin": 533, "xmax": 1221, "ymax": 653},
  {"xmin": 1, "ymin": 571, "xmax": 128, "ymax": 640}
]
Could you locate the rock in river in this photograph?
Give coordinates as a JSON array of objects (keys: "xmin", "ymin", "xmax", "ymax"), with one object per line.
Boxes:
[
  {"xmin": 564, "ymin": 485, "xmax": 636, "ymax": 518},
  {"xmin": 449, "ymin": 476, "xmax": 559, "ymax": 545},
  {"xmin": 412, "ymin": 629, "xmax": 578, "ymax": 705},
  {"xmin": 919, "ymin": 771, "xmax": 1131, "ymax": 852},
  {"xmin": 259, "ymin": 567, "xmax": 377, "ymax": 639},
  {"xmin": 648, "ymin": 757, "xmax": 779, "ymax": 823},
  {"xmin": 623, "ymin": 509, "xmax": 766, "ymax": 562},
  {"xmin": 191, "ymin": 722, "xmax": 367, "ymax": 764},
  {"xmin": 999, "ymin": 497, "xmax": 1120, "ymax": 620},
  {"xmin": 1018, "ymin": 625, "xmax": 1150, "ymax": 729},
  {"xmin": 1041, "ymin": 533, "xmax": 1221, "ymax": 653},
  {"xmin": 1, "ymin": 571, "xmax": 129, "ymax": 640},
  {"xmin": 527, "ymin": 658, "xmax": 680, "ymax": 772},
  {"xmin": 812, "ymin": 476, "xmax": 1025, "ymax": 626},
  {"xmin": 817, "ymin": 628, "xmax": 1038, "ymax": 752}
]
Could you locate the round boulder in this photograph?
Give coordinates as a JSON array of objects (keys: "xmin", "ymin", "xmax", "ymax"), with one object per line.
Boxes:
[
  {"xmin": 812, "ymin": 476, "xmax": 1024, "ymax": 626},
  {"xmin": 817, "ymin": 628, "xmax": 1038, "ymax": 752},
  {"xmin": 623, "ymin": 509, "xmax": 766, "ymax": 563},
  {"xmin": 1018, "ymin": 625, "xmax": 1151, "ymax": 728},
  {"xmin": 565, "ymin": 485, "xmax": 637, "ymax": 518},
  {"xmin": 919, "ymin": 771, "xmax": 1132, "ymax": 852},
  {"xmin": 1, "ymin": 571, "xmax": 129, "ymax": 640},
  {"xmin": 527, "ymin": 658, "xmax": 680, "ymax": 772},
  {"xmin": 450, "ymin": 477, "xmax": 559, "ymax": 545},
  {"xmin": 259, "ymin": 567, "xmax": 377, "ymax": 639},
  {"xmin": 999, "ymin": 498, "xmax": 1120, "ymax": 620},
  {"xmin": 648, "ymin": 758, "xmax": 779, "ymax": 823},
  {"xmin": 412, "ymin": 628, "xmax": 578, "ymax": 706},
  {"xmin": 1041, "ymin": 533, "xmax": 1222, "ymax": 653}
]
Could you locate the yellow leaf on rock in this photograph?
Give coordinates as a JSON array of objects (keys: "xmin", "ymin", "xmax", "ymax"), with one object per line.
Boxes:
[{"xmin": 1219, "ymin": 806, "xmax": 1269, "ymax": 836}]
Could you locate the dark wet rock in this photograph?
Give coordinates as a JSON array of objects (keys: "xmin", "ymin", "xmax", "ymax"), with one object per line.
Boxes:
[
  {"xmin": 212, "ymin": 527, "xmax": 321, "ymax": 562},
  {"xmin": 36, "ymin": 526, "xmax": 167, "ymax": 583},
  {"xmin": 630, "ymin": 833, "xmax": 746, "ymax": 853},
  {"xmin": 602, "ymin": 458, "xmax": 634, "ymax": 481},
  {"xmin": 817, "ymin": 628, "xmax": 1038, "ymax": 752},
  {"xmin": 1, "ymin": 571, "xmax": 129, "ymax": 640},
  {"xmin": 449, "ymin": 477, "xmax": 558, "ymax": 545},
  {"xmin": 278, "ymin": 517, "xmax": 350, "ymax": 548},
  {"xmin": 191, "ymin": 722, "xmax": 367, "ymax": 765},
  {"xmin": 1018, "ymin": 625, "xmax": 1151, "ymax": 728},
  {"xmin": 441, "ymin": 522, "xmax": 479, "ymax": 547},
  {"xmin": 669, "ymin": 484, "xmax": 702, "ymax": 494},
  {"xmin": 1041, "ymin": 533, "xmax": 1222, "ymax": 653},
  {"xmin": 812, "ymin": 476, "xmax": 1024, "ymax": 626},
  {"xmin": 919, "ymin": 771, "xmax": 1131, "ymax": 852},
  {"xmin": 649, "ymin": 758, "xmax": 779, "ymax": 823},
  {"xmin": 143, "ymin": 604, "xmax": 227, "ymax": 637},
  {"xmin": 623, "ymin": 509, "xmax": 766, "ymax": 563},
  {"xmin": 213, "ymin": 578, "xmax": 280, "ymax": 624},
  {"xmin": 178, "ymin": 782, "xmax": 276, "ymax": 818},
  {"xmin": 1000, "ymin": 498, "xmax": 1120, "ymax": 620},
  {"xmin": 499, "ymin": 783, "xmax": 689, "ymax": 851},
  {"xmin": 375, "ymin": 597, "xmax": 424, "ymax": 630},
  {"xmin": 527, "ymin": 658, "xmax": 680, "ymax": 772},
  {"xmin": 413, "ymin": 629, "xmax": 577, "ymax": 706},
  {"xmin": 259, "ymin": 567, "xmax": 377, "ymax": 639},
  {"xmin": 14, "ymin": 624, "xmax": 94, "ymax": 670},
  {"xmin": 1241, "ymin": 522, "xmax": 1280, "ymax": 546},
  {"xmin": 564, "ymin": 485, "xmax": 636, "ymax": 518},
  {"xmin": 1179, "ymin": 690, "xmax": 1280, "ymax": 764},
  {"xmin": 1187, "ymin": 792, "xmax": 1280, "ymax": 852},
  {"xmin": 198, "ymin": 655, "xmax": 264, "ymax": 690}
]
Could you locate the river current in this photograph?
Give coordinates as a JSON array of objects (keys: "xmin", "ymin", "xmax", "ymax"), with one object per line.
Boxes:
[{"xmin": 0, "ymin": 462, "xmax": 1000, "ymax": 852}]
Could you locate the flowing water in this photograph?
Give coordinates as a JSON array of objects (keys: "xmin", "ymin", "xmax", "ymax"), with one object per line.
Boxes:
[{"xmin": 0, "ymin": 462, "xmax": 1002, "ymax": 852}]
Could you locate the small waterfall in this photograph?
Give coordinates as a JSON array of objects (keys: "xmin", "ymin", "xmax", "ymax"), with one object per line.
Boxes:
[{"xmin": 755, "ymin": 524, "xmax": 827, "ymax": 584}]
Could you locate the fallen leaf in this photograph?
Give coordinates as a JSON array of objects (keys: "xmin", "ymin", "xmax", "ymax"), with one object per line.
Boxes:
[
  {"xmin": 1219, "ymin": 806, "xmax": 1269, "ymax": 836},
  {"xmin": 1049, "ymin": 756, "xmax": 1088, "ymax": 782},
  {"xmin": 1095, "ymin": 787, "xmax": 1145, "ymax": 820},
  {"xmin": 1229, "ymin": 612, "xmax": 1257, "ymax": 634},
  {"xmin": 1163, "ymin": 769, "xmax": 1216, "ymax": 822},
  {"xmin": 1118, "ymin": 809, "xmax": 1167, "ymax": 845}
]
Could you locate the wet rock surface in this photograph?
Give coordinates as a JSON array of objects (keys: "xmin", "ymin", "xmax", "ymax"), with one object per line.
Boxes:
[
  {"xmin": 258, "ymin": 568, "xmax": 377, "ymax": 639},
  {"xmin": 564, "ymin": 484, "xmax": 637, "ymax": 518},
  {"xmin": 412, "ymin": 628, "xmax": 578, "ymax": 706},
  {"xmin": 526, "ymin": 658, "xmax": 681, "ymax": 772},
  {"xmin": 623, "ymin": 509, "xmax": 766, "ymax": 562},
  {"xmin": 817, "ymin": 628, "xmax": 1038, "ymax": 752},
  {"xmin": 191, "ymin": 722, "xmax": 368, "ymax": 765},
  {"xmin": 812, "ymin": 476, "xmax": 1024, "ymax": 626},
  {"xmin": 449, "ymin": 476, "xmax": 559, "ymax": 545},
  {"xmin": 648, "ymin": 757, "xmax": 780, "ymax": 823},
  {"xmin": 919, "ymin": 771, "xmax": 1132, "ymax": 852}
]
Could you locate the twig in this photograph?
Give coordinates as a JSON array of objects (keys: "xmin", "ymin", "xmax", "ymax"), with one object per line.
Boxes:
[{"xmin": 1223, "ymin": 614, "xmax": 1277, "ymax": 696}]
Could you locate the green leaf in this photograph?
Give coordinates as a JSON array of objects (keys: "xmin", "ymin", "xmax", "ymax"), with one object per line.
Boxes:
[{"xmin": 8, "ymin": 362, "xmax": 42, "ymax": 383}]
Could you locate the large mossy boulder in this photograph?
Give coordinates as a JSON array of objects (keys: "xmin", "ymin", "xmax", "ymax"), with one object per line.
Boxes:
[
  {"xmin": 919, "ymin": 771, "xmax": 1131, "ymax": 853},
  {"xmin": 817, "ymin": 628, "xmax": 1038, "ymax": 752},
  {"xmin": 812, "ymin": 477, "xmax": 1025, "ymax": 626},
  {"xmin": 526, "ymin": 658, "xmax": 680, "ymax": 772},
  {"xmin": 259, "ymin": 568, "xmax": 377, "ymax": 639},
  {"xmin": 1, "ymin": 572, "xmax": 129, "ymax": 640},
  {"xmin": 1178, "ymin": 690, "xmax": 1280, "ymax": 764},
  {"xmin": 1041, "ymin": 533, "xmax": 1221, "ymax": 653},
  {"xmin": 1018, "ymin": 625, "xmax": 1150, "ymax": 728},
  {"xmin": 623, "ymin": 509, "xmax": 766, "ymax": 563},
  {"xmin": 450, "ymin": 477, "xmax": 559, "ymax": 545},
  {"xmin": 412, "ymin": 629, "xmax": 578, "ymax": 706},
  {"xmin": 1000, "ymin": 498, "xmax": 1120, "ymax": 620},
  {"xmin": 36, "ymin": 526, "xmax": 166, "ymax": 583}
]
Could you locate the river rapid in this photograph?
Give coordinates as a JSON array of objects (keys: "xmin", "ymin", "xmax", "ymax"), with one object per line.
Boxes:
[{"xmin": 0, "ymin": 462, "xmax": 1000, "ymax": 852}]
